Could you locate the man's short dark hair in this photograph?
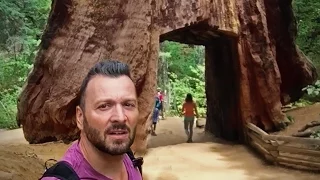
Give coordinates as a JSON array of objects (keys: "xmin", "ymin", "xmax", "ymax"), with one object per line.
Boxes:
[{"xmin": 78, "ymin": 60, "xmax": 132, "ymax": 109}]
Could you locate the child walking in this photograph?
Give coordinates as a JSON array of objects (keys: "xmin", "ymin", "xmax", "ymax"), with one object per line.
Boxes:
[{"xmin": 181, "ymin": 93, "xmax": 199, "ymax": 143}]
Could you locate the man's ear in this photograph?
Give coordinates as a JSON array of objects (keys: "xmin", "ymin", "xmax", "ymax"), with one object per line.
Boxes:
[{"xmin": 76, "ymin": 106, "xmax": 84, "ymax": 130}]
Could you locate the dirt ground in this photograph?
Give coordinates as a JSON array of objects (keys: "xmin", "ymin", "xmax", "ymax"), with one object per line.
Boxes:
[
  {"xmin": 1, "ymin": 108, "xmax": 320, "ymax": 180},
  {"xmin": 275, "ymin": 103, "xmax": 320, "ymax": 136}
]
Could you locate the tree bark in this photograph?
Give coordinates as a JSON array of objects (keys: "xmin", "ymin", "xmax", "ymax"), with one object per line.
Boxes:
[{"xmin": 17, "ymin": 0, "xmax": 317, "ymax": 152}]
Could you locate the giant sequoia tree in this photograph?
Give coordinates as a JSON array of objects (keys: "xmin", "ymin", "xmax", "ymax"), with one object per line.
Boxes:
[{"xmin": 17, "ymin": 0, "xmax": 317, "ymax": 152}]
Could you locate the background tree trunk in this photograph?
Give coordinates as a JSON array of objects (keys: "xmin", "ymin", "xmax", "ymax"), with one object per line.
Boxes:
[{"xmin": 17, "ymin": 0, "xmax": 317, "ymax": 152}]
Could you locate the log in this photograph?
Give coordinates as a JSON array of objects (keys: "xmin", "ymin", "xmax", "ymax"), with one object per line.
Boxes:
[
  {"xmin": 247, "ymin": 123, "xmax": 269, "ymax": 136},
  {"xmin": 263, "ymin": 135, "xmax": 320, "ymax": 145},
  {"xmin": 279, "ymin": 162, "xmax": 320, "ymax": 172},
  {"xmin": 278, "ymin": 145, "xmax": 320, "ymax": 157},
  {"xmin": 249, "ymin": 140, "xmax": 275, "ymax": 163},
  {"xmin": 247, "ymin": 130, "xmax": 276, "ymax": 151},
  {"xmin": 277, "ymin": 155, "xmax": 320, "ymax": 169},
  {"xmin": 17, "ymin": 0, "xmax": 317, "ymax": 151}
]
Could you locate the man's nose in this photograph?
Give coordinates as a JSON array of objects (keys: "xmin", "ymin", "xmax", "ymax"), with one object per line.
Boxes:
[{"xmin": 111, "ymin": 104, "xmax": 126, "ymax": 122}]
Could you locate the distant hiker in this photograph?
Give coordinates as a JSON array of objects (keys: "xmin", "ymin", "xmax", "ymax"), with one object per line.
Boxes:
[
  {"xmin": 157, "ymin": 88, "xmax": 165, "ymax": 120},
  {"xmin": 181, "ymin": 93, "xmax": 199, "ymax": 143},
  {"xmin": 40, "ymin": 60, "xmax": 142, "ymax": 180},
  {"xmin": 151, "ymin": 95, "xmax": 161, "ymax": 136}
]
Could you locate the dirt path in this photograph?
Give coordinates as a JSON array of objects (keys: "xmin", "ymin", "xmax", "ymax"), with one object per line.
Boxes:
[
  {"xmin": 275, "ymin": 103, "xmax": 320, "ymax": 136},
  {"xmin": 0, "ymin": 117, "xmax": 319, "ymax": 180}
]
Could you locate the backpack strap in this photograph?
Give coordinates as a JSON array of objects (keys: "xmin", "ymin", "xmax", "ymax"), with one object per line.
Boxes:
[
  {"xmin": 40, "ymin": 150, "xmax": 143, "ymax": 179},
  {"xmin": 39, "ymin": 161, "xmax": 80, "ymax": 180},
  {"xmin": 126, "ymin": 149, "xmax": 144, "ymax": 176}
]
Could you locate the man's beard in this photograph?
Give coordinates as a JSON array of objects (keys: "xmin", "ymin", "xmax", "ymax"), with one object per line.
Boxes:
[{"xmin": 83, "ymin": 116, "xmax": 136, "ymax": 155}]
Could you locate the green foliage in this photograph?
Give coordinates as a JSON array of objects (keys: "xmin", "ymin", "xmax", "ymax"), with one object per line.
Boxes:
[
  {"xmin": 0, "ymin": 0, "xmax": 50, "ymax": 52},
  {"xmin": 310, "ymin": 130, "xmax": 320, "ymax": 139},
  {"xmin": 0, "ymin": 89, "xmax": 21, "ymax": 129},
  {"xmin": 158, "ymin": 41, "xmax": 206, "ymax": 117},
  {"xmin": 0, "ymin": 0, "xmax": 50, "ymax": 129},
  {"xmin": 295, "ymin": 0, "xmax": 320, "ymax": 103},
  {"xmin": 293, "ymin": 0, "xmax": 320, "ymax": 76},
  {"xmin": 169, "ymin": 65, "xmax": 206, "ymax": 116},
  {"xmin": 160, "ymin": 41, "xmax": 204, "ymax": 80},
  {"xmin": 292, "ymin": 98, "xmax": 313, "ymax": 108},
  {"xmin": 303, "ymin": 80, "xmax": 320, "ymax": 95},
  {"xmin": 287, "ymin": 115, "xmax": 295, "ymax": 123},
  {"xmin": 292, "ymin": 0, "xmax": 320, "ymax": 103},
  {"xmin": 0, "ymin": 54, "xmax": 33, "ymax": 129},
  {"xmin": 301, "ymin": 80, "xmax": 320, "ymax": 102}
]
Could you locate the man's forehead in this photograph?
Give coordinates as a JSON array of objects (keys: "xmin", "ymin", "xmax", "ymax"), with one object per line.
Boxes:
[{"xmin": 85, "ymin": 75, "xmax": 137, "ymax": 99}]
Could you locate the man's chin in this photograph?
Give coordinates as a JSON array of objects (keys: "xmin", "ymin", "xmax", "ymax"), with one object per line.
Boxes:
[
  {"xmin": 110, "ymin": 142, "xmax": 130, "ymax": 150},
  {"xmin": 106, "ymin": 135, "xmax": 131, "ymax": 144},
  {"xmin": 94, "ymin": 143, "xmax": 129, "ymax": 155},
  {"xmin": 107, "ymin": 145, "xmax": 130, "ymax": 155},
  {"xmin": 105, "ymin": 140, "xmax": 130, "ymax": 151}
]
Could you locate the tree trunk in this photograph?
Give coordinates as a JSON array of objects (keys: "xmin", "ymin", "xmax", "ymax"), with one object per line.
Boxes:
[
  {"xmin": 205, "ymin": 36, "xmax": 241, "ymax": 141},
  {"xmin": 17, "ymin": 0, "xmax": 317, "ymax": 152}
]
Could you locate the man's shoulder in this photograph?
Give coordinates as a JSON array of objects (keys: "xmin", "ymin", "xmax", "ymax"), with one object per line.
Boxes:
[
  {"xmin": 40, "ymin": 161, "xmax": 79, "ymax": 180},
  {"xmin": 61, "ymin": 142, "xmax": 86, "ymax": 171},
  {"xmin": 61, "ymin": 142, "xmax": 79, "ymax": 159},
  {"xmin": 123, "ymin": 154, "xmax": 143, "ymax": 179},
  {"xmin": 40, "ymin": 151, "xmax": 142, "ymax": 180},
  {"xmin": 39, "ymin": 142, "xmax": 84, "ymax": 180}
]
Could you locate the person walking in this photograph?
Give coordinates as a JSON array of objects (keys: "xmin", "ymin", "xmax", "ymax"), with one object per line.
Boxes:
[
  {"xmin": 151, "ymin": 95, "xmax": 161, "ymax": 136},
  {"xmin": 181, "ymin": 93, "xmax": 199, "ymax": 143}
]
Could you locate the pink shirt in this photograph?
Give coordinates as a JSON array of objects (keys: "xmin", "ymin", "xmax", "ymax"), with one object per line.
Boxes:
[
  {"xmin": 41, "ymin": 141, "xmax": 142, "ymax": 180},
  {"xmin": 157, "ymin": 92, "xmax": 163, "ymax": 101}
]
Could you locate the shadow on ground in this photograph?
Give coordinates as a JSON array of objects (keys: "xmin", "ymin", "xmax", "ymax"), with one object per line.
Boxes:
[{"xmin": 143, "ymin": 117, "xmax": 319, "ymax": 180}]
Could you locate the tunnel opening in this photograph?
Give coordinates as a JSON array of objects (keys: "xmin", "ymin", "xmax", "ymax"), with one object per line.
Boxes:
[{"xmin": 158, "ymin": 21, "xmax": 242, "ymax": 143}]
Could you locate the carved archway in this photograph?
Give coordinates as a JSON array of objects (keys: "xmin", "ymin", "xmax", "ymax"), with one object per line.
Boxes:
[{"xmin": 160, "ymin": 21, "xmax": 242, "ymax": 141}]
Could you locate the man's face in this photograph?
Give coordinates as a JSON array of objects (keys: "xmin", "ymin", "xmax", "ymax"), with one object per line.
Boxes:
[{"xmin": 76, "ymin": 75, "xmax": 139, "ymax": 155}]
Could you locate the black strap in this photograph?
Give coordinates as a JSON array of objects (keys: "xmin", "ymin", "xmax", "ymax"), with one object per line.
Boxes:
[
  {"xmin": 40, "ymin": 161, "xmax": 80, "ymax": 180},
  {"xmin": 126, "ymin": 149, "xmax": 144, "ymax": 175},
  {"xmin": 40, "ymin": 150, "xmax": 143, "ymax": 179}
]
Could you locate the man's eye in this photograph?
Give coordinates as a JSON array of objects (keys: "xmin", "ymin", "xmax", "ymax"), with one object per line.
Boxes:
[
  {"xmin": 98, "ymin": 103, "xmax": 111, "ymax": 109},
  {"xmin": 98, "ymin": 104, "xmax": 106, "ymax": 109},
  {"xmin": 124, "ymin": 103, "xmax": 135, "ymax": 107}
]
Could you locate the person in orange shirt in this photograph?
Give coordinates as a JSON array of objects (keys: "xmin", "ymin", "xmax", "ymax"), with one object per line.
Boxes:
[{"xmin": 181, "ymin": 93, "xmax": 199, "ymax": 143}]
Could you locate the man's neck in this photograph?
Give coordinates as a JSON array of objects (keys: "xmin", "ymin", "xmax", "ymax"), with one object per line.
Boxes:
[{"xmin": 78, "ymin": 135, "xmax": 127, "ymax": 179}]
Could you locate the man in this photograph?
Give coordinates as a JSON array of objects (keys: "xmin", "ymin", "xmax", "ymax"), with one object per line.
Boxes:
[{"xmin": 40, "ymin": 60, "xmax": 142, "ymax": 180}]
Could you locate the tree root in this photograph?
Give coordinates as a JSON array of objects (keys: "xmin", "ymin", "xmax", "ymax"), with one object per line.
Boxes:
[
  {"xmin": 292, "ymin": 131, "xmax": 313, "ymax": 137},
  {"xmin": 298, "ymin": 121, "xmax": 320, "ymax": 132},
  {"xmin": 292, "ymin": 121, "xmax": 320, "ymax": 137}
]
